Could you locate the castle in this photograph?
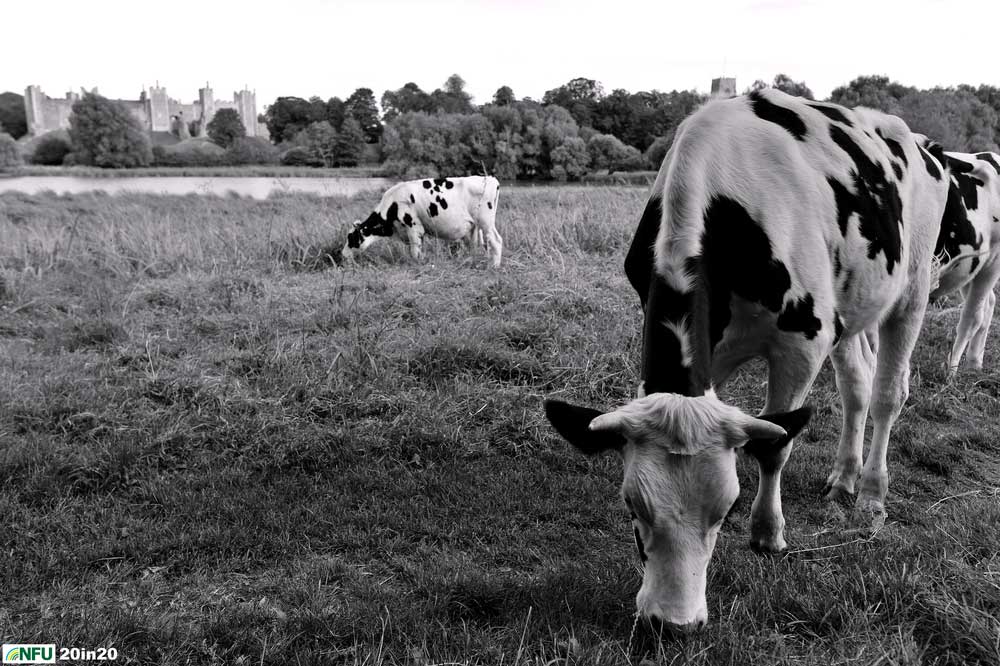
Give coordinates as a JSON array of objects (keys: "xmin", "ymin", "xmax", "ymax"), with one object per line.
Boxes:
[
  {"xmin": 711, "ymin": 77, "xmax": 737, "ymax": 98},
  {"xmin": 23, "ymin": 83, "xmax": 262, "ymax": 138}
]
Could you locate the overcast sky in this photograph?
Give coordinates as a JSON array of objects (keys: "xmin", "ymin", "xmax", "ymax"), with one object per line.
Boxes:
[{"xmin": 3, "ymin": 0, "xmax": 998, "ymax": 109}]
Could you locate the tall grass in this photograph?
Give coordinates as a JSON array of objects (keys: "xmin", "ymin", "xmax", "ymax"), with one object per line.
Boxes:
[{"xmin": 0, "ymin": 186, "xmax": 997, "ymax": 665}]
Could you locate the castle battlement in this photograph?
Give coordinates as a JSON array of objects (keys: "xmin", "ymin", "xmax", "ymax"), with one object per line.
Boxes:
[{"xmin": 24, "ymin": 83, "xmax": 260, "ymax": 138}]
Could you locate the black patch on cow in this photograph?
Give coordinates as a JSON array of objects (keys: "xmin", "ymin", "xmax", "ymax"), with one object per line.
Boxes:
[
  {"xmin": 748, "ymin": 90, "xmax": 807, "ymax": 141},
  {"xmin": 935, "ymin": 179, "xmax": 983, "ymax": 266},
  {"xmin": 487, "ymin": 201, "xmax": 493, "ymax": 210},
  {"xmin": 833, "ymin": 314, "xmax": 845, "ymax": 345},
  {"xmin": 891, "ymin": 161, "xmax": 903, "ymax": 181},
  {"xmin": 777, "ymin": 293, "xmax": 822, "ymax": 339},
  {"xmin": 918, "ymin": 144, "xmax": 942, "ymax": 181},
  {"xmin": 633, "ymin": 526, "xmax": 648, "ymax": 564},
  {"xmin": 403, "ymin": 212, "xmax": 413, "ymax": 226},
  {"xmin": 702, "ymin": 196, "xmax": 794, "ymax": 347},
  {"xmin": 625, "ymin": 195, "xmax": 664, "ymax": 307},
  {"xmin": 829, "ymin": 125, "xmax": 904, "ymax": 274},
  {"xmin": 833, "ymin": 248, "xmax": 842, "ymax": 277},
  {"xmin": 946, "ymin": 157, "xmax": 983, "ymax": 211},
  {"xmin": 806, "ymin": 102, "xmax": 853, "ymax": 126},
  {"xmin": 435, "ymin": 196, "xmax": 448, "ymax": 210},
  {"xmin": 385, "ymin": 202, "xmax": 399, "ymax": 223},
  {"xmin": 828, "ymin": 178, "xmax": 853, "ymax": 237},
  {"xmin": 410, "ymin": 194, "xmax": 416, "ymax": 203},
  {"xmin": 975, "ymin": 152, "xmax": 1000, "ymax": 175},
  {"xmin": 349, "ymin": 211, "xmax": 395, "ymax": 246},
  {"xmin": 875, "ymin": 128, "xmax": 908, "ymax": 167},
  {"xmin": 428, "ymin": 203, "xmax": 439, "ymax": 217},
  {"xmin": 422, "ymin": 180, "xmax": 432, "ymax": 189}
]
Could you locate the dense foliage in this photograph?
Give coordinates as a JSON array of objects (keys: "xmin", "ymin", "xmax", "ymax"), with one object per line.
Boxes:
[
  {"xmin": 68, "ymin": 94, "xmax": 152, "ymax": 168},
  {"xmin": 0, "ymin": 132, "xmax": 21, "ymax": 168},
  {"xmin": 0, "ymin": 92, "xmax": 27, "ymax": 139},
  {"xmin": 206, "ymin": 109, "xmax": 246, "ymax": 148},
  {"xmin": 30, "ymin": 133, "xmax": 72, "ymax": 165}
]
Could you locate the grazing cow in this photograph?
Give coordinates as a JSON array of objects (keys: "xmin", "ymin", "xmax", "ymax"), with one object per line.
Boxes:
[
  {"xmin": 927, "ymin": 150, "xmax": 1000, "ymax": 371},
  {"xmin": 545, "ymin": 89, "xmax": 950, "ymax": 630},
  {"xmin": 341, "ymin": 176, "xmax": 502, "ymax": 267}
]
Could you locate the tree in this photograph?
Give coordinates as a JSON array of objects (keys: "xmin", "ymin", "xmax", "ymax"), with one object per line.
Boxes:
[
  {"xmin": 381, "ymin": 82, "xmax": 434, "ymax": 121},
  {"xmin": 550, "ymin": 136, "xmax": 590, "ymax": 181},
  {"xmin": 587, "ymin": 133, "xmax": 642, "ymax": 173},
  {"xmin": 68, "ymin": 93, "xmax": 152, "ymax": 168},
  {"xmin": 206, "ymin": 108, "xmax": 246, "ymax": 148},
  {"xmin": 0, "ymin": 92, "xmax": 27, "ymax": 139},
  {"xmin": 430, "ymin": 74, "xmax": 473, "ymax": 114},
  {"xmin": 302, "ymin": 121, "xmax": 339, "ymax": 166},
  {"xmin": 493, "ymin": 86, "xmax": 516, "ymax": 106},
  {"xmin": 332, "ymin": 116, "xmax": 366, "ymax": 166},
  {"xmin": 31, "ymin": 134, "xmax": 72, "ymax": 165},
  {"xmin": 265, "ymin": 96, "xmax": 320, "ymax": 143},
  {"xmin": 828, "ymin": 75, "xmax": 912, "ymax": 113},
  {"xmin": 543, "ymin": 77, "xmax": 604, "ymax": 128},
  {"xmin": 771, "ymin": 74, "xmax": 814, "ymax": 99},
  {"xmin": 345, "ymin": 88, "xmax": 382, "ymax": 143},
  {"xmin": 0, "ymin": 132, "xmax": 21, "ymax": 168},
  {"xmin": 326, "ymin": 97, "xmax": 346, "ymax": 130}
]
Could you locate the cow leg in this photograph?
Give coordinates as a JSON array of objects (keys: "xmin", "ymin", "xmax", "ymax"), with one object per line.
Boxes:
[
  {"xmin": 958, "ymin": 258, "xmax": 1000, "ymax": 370},
  {"xmin": 749, "ymin": 338, "xmax": 828, "ymax": 553},
  {"xmin": 476, "ymin": 196, "xmax": 502, "ymax": 268},
  {"xmin": 405, "ymin": 225, "xmax": 424, "ymax": 261},
  {"xmin": 856, "ymin": 292, "xmax": 928, "ymax": 519},
  {"xmin": 968, "ymin": 289, "xmax": 996, "ymax": 369},
  {"xmin": 824, "ymin": 331, "xmax": 876, "ymax": 501}
]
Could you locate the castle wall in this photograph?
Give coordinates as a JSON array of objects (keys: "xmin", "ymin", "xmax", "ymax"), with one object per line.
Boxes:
[{"xmin": 24, "ymin": 84, "xmax": 260, "ymax": 140}]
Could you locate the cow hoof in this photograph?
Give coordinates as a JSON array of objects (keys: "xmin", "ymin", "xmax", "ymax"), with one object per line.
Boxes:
[
  {"xmin": 749, "ymin": 535, "xmax": 788, "ymax": 555},
  {"xmin": 823, "ymin": 484, "xmax": 854, "ymax": 505}
]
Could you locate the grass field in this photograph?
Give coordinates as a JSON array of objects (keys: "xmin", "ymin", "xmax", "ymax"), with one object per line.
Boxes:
[{"xmin": 0, "ymin": 187, "xmax": 998, "ymax": 665}]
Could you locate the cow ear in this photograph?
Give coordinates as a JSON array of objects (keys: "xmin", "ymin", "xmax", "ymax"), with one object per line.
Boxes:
[
  {"xmin": 544, "ymin": 400, "xmax": 625, "ymax": 455},
  {"xmin": 742, "ymin": 406, "xmax": 813, "ymax": 457}
]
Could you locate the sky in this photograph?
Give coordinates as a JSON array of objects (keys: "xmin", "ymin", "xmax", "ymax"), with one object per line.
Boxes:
[{"xmin": 3, "ymin": 0, "xmax": 999, "ymax": 110}]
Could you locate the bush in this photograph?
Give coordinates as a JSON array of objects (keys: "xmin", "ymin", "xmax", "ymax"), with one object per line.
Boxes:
[
  {"xmin": 69, "ymin": 93, "xmax": 152, "ymax": 168},
  {"xmin": 587, "ymin": 133, "xmax": 643, "ymax": 173},
  {"xmin": 152, "ymin": 138, "xmax": 228, "ymax": 167},
  {"xmin": 206, "ymin": 108, "xmax": 246, "ymax": 148},
  {"xmin": 226, "ymin": 137, "xmax": 280, "ymax": 165},
  {"xmin": 550, "ymin": 136, "xmax": 590, "ymax": 181},
  {"xmin": 643, "ymin": 132, "xmax": 674, "ymax": 169},
  {"xmin": 31, "ymin": 134, "xmax": 73, "ymax": 165},
  {"xmin": 281, "ymin": 146, "xmax": 322, "ymax": 167},
  {"xmin": 0, "ymin": 132, "xmax": 21, "ymax": 168}
]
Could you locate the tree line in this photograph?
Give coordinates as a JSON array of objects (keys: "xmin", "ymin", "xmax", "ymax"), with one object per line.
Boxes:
[{"xmin": 3, "ymin": 74, "xmax": 1000, "ymax": 174}]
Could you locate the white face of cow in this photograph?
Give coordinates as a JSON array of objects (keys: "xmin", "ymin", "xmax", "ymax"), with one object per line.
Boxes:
[{"xmin": 545, "ymin": 393, "xmax": 808, "ymax": 632}]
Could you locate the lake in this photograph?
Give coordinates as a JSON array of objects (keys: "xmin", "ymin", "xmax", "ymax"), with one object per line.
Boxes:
[{"xmin": 0, "ymin": 175, "xmax": 394, "ymax": 199}]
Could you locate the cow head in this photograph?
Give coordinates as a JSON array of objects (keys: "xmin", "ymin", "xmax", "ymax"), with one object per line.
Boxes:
[
  {"xmin": 341, "ymin": 211, "xmax": 394, "ymax": 263},
  {"xmin": 545, "ymin": 393, "xmax": 810, "ymax": 631}
]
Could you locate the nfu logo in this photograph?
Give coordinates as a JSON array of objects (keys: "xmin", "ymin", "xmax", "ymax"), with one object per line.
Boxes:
[{"xmin": 2, "ymin": 645, "xmax": 55, "ymax": 664}]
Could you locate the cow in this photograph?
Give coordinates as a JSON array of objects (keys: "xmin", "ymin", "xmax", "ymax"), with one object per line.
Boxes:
[
  {"xmin": 926, "ymin": 150, "xmax": 1000, "ymax": 372},
  {"xmin": 544, "ymin": 88, "xmax": 951, "ymax": 631},
  {"xmin": 341, "ymin": 176, "xmax": 502, "ymax": 267}
]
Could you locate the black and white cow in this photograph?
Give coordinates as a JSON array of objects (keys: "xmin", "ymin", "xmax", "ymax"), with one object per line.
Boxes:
[
  {"xmin": 927, "ymin": 150, "xmax": 1000, "ymax": 371},
  {"xmin": 341, "ymin": 176, "xmax": 502, "ymax": 267},
  {"xmin": 545, "ymin": 89, "xmax": 950, "ymax": 630}
]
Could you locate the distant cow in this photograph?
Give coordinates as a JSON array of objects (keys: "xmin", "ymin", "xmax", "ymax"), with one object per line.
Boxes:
[
  {"xmin": 545, "ymin": 89, "xmax": 950, "ymax": 630},
  {"xmin": 927, "ymin": 150, "xmax": 1000, "ymax": 371},
  {"xmin": 341, "ymin": 176, "xmax": 502, "ymax": 267}
]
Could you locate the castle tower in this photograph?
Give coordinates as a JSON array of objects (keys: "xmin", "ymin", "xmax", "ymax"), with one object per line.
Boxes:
[
  {"xmin": 233, "ymin": 87, "xmax": 257, "ymax": 137},
  {"xmin": 146, "ymin": 83, "xmax": 171, "ymax": 131},
  {"xmin": 711, "ymin": 77, "xmax": 737, "ymax": 99},
  {"xmin": 24, "ymin": 85, "xmax": 46, "ymax": 136},
  {"xmin": 198, "ymin": 83, "xmax": 215, "ymax": 133}
]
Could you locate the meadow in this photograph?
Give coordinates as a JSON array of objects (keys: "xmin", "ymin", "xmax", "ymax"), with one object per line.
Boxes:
[{"xmin": 0, "ymin": 186, "xmax": 997, "ymax": 665}]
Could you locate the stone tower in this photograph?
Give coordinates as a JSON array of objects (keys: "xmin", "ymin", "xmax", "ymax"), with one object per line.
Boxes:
[
  {"xmin": 234, "ymin": 87, "xmax": 257, "ymax": 137},
  {"xmin": 711, "ymin": 77, "xmax": 737, "ymax": 98},
  {"xmin": 146, "ymin": 83, "xmax": 170, "ymax": 131},
  {"xmin": 24, "ymin": 85, "xmax": 46, "ymax": 135},
  {"xmin": 198, "ymin": 83, "xmax": 215, "ymax": 134}
]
